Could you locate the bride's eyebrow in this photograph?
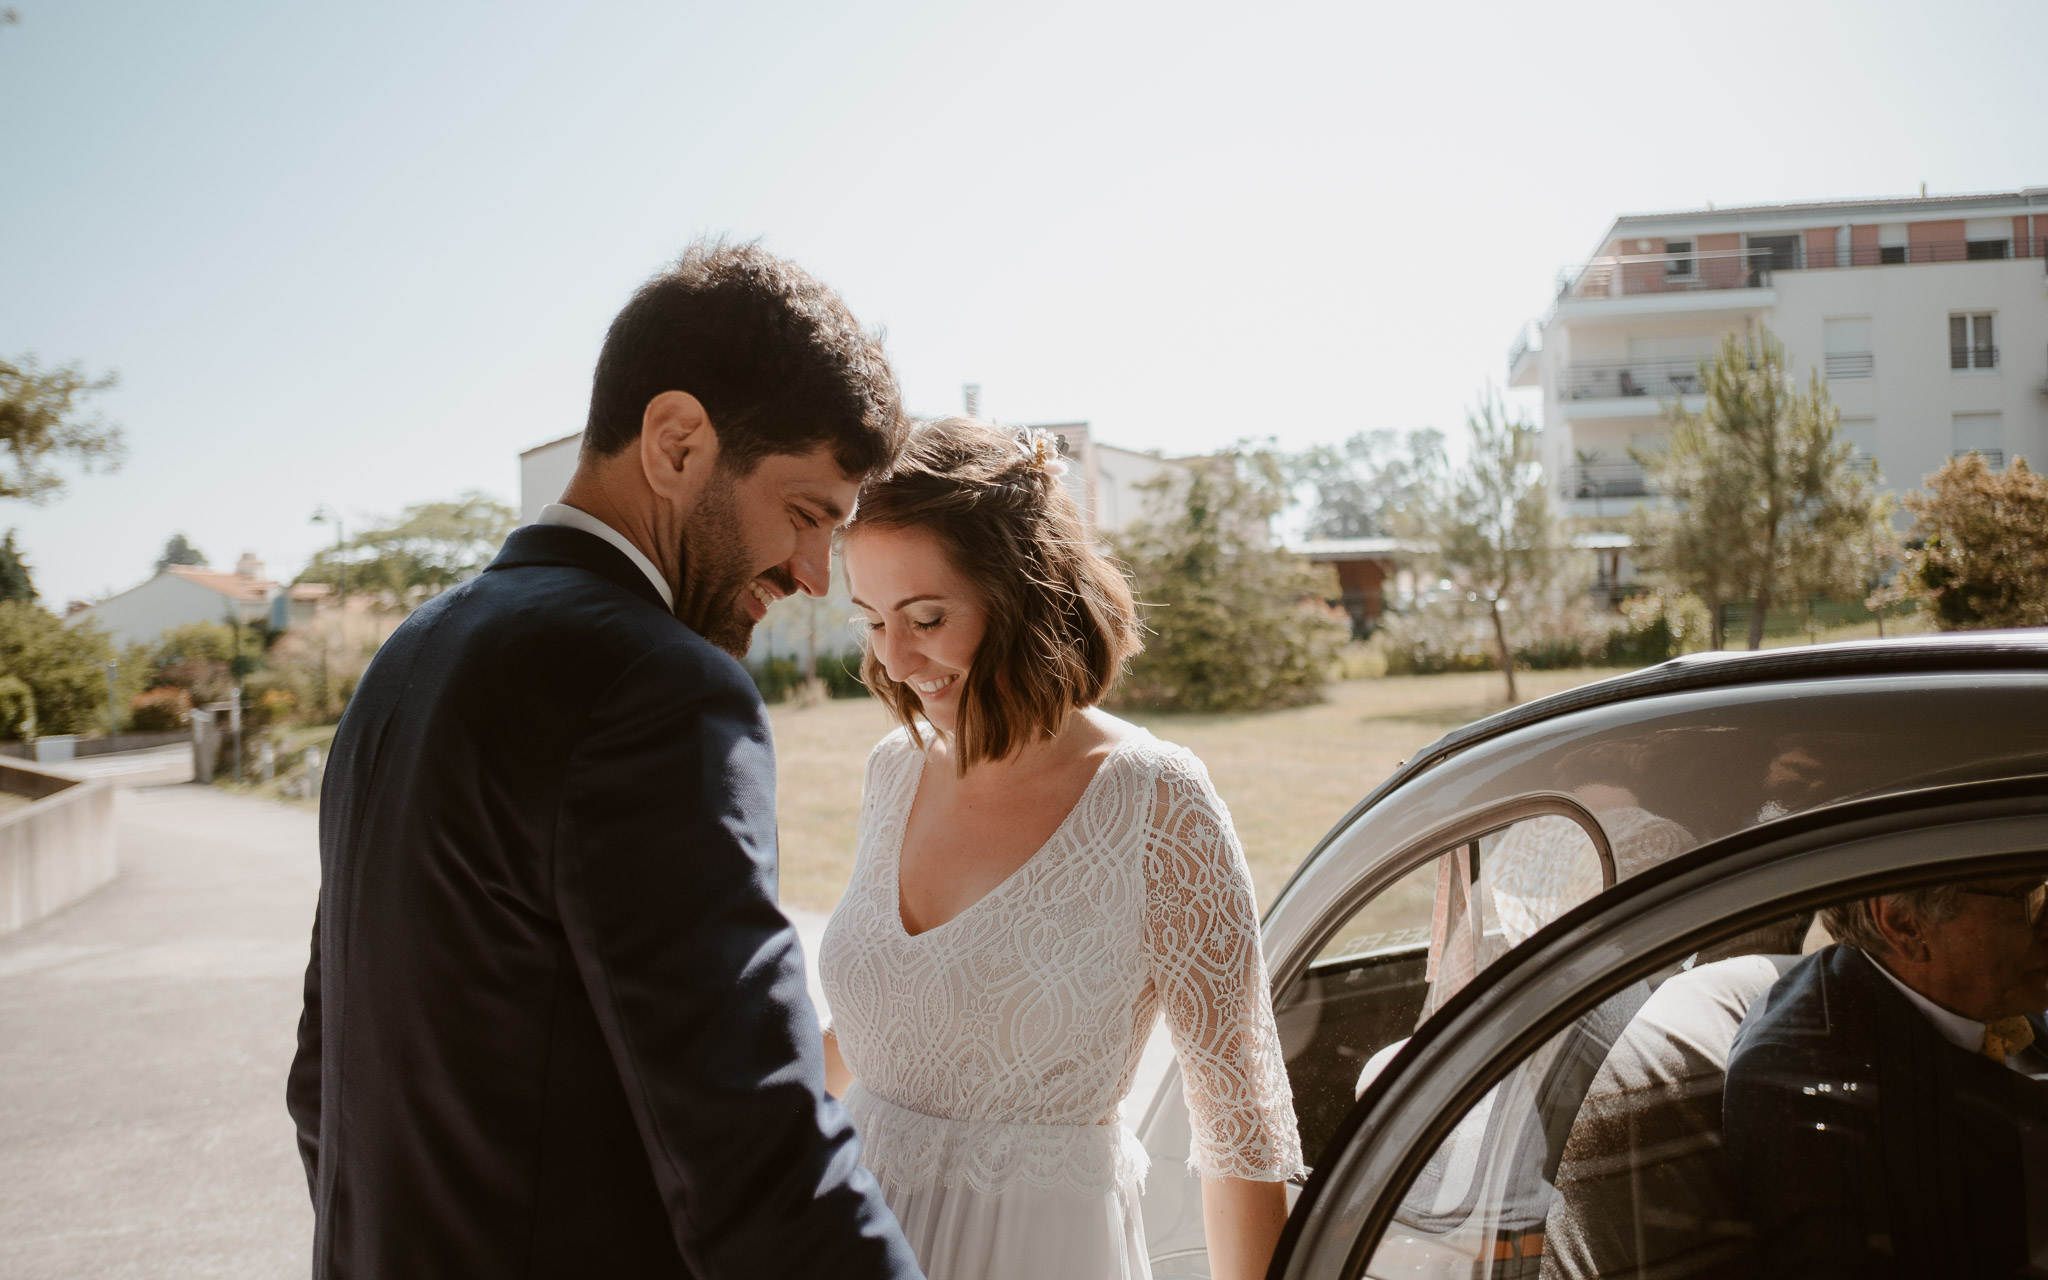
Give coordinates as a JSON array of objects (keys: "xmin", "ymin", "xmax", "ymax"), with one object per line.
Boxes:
[{"xmin": 848, "ymin": 593, "xmax": 946, "ymax": 612}]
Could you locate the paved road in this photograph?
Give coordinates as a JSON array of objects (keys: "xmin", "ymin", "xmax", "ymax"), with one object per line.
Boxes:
[
  {"xmin": 0, "ymin": 778, "xmax": 839, "ymax": 1278},
  {"xmin": 0, "ymin": 783, "xmax": 318, "ymax": 1278}
]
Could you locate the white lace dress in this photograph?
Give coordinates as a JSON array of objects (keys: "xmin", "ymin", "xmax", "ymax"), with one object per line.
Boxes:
[{"xmin": 820, "ymin": 727, "xmax": 1303, "ymax": 1280}]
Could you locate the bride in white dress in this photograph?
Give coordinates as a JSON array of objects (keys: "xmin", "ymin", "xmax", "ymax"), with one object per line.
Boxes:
[{"xmin": 820, "ymin": 418, "xmax": 1303, "ymax": 1280}]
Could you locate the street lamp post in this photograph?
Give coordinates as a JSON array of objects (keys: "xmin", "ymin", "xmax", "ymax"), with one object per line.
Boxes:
[
  {"xmin": 311, "ymin": 506, "xmax": 346, "ymax": 605},
  {"xmin": 105, "ymin": 659, "xmax": 118, "ymax": 750}
]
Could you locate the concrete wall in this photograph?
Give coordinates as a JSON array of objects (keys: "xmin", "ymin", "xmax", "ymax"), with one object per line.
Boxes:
[{"xmin": 0, "ymin": 760, "xmax": 117, "ymax": 936}]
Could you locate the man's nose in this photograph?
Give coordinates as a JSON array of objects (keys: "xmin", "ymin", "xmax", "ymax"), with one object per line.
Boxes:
[{"xmin": 789, "ymin": 528, "xmax": 832, "ymax": 598}]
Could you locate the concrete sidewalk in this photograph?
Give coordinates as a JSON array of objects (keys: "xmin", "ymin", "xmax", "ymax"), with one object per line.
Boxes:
[
  {"xmin": 0, "ymin": 784, "xmax": 318, "ymax": 1279},
  {"xmin": 0, "ymin": 781, "xmax": 840, "ymax": 1278}
]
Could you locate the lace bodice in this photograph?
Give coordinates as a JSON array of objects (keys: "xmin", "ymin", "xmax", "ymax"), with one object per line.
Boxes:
[{"xmin": 820, "ymin": 726, "xmax": 1303, "ymax": 1194}]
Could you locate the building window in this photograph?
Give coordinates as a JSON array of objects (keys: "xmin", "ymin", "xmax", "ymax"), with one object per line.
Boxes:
[
  {"xmin": 1879, "ymin": 245, "xmax": 1907, "ymax": 264},
  {"xmin": 1823, "ymin": 317, "xmax": 1874, "ymax": 379},
  {"xmin": 1664, "ymin": 241, "xmax": 1694, "ymax": 278},
  {"xmin": 1966, "ymin": 239, "xmax": 2012, "ymax": 260},
  {"xmin": 1950, "ymin": 314, "xmax": 1997, "ymax": 370},
  {"xmin": 1839, "ymin": 418, "xmax": 1879, "ymax": 475},
  {"xmin": 1952, "ymin": 413, "xmax": 2004, "ymax": 468}
]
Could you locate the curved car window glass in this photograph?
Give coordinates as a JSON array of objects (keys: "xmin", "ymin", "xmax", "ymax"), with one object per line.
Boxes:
[
  {"xmin": 1362, "ymin": 865, "xmax": 2048, "ymax": 1280},
  {"xmin": 1279, "ymin": 812, "xmax": 1605, "ymax": 1168}
]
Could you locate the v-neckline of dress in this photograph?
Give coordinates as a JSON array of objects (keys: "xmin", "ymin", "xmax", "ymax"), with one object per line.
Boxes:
[{"xmin": 890, "ymin": 731, "xmax": 1144, "ymax": 941}]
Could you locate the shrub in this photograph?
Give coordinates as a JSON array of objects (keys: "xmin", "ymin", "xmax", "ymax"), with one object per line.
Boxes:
[
  {"xmin": 746, "ymin": 655, "xmax": 805, "ymax": 703},
  {"xmin": 1885, "ymin": 454, "xmax": 2048, "ymax": 630},
  {"xmin": 1111, "ymin": 450, "xmax": 1348, "ymax": 714},
  {"xmin": 0, "ymin": 600, "xmax": 115, "ymax": 736},
  {"xmin": 1602, "ymin": 592, "xmax": 1712, "ymax": 666},
  {"xmin": 129, "ymin": 685, "xmax": 193, "ymax": 732},
  {"xmin": 1371, "ymin": 601, "xmax": 1498, "ymax": 675},
  {"xmin": 818, "ymin": 650, "xmax": 870, "ymax": 699}
]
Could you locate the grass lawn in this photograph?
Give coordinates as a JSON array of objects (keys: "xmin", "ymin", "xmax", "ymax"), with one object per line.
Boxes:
[{"xmin": 769, "ymin": 668, "xmax": 1628, "ymax": 914}]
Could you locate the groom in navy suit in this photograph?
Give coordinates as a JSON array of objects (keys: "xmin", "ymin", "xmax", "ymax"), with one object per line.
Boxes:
[{"xmin": 287, "ymin": 243, "xmax": 924, "ymax": 1279}]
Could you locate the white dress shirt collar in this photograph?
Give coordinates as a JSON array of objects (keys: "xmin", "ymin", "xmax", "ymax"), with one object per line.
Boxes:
[
  {"xmin": 1867, "ymin": 951, "xmax": 1987, "ymax": 1055},
  {"xmin": 536, "ymin": 503, "xmax": 673, "ymax": 610}
]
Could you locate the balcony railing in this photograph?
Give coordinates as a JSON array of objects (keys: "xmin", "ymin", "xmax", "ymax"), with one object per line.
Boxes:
[
  {"xmin": 1953, "ymin": 448, "xmax": 2006, "ymax": 469},
  {"xmin": 1562, "ymin": 359, "xmax": 1704, "ymax": 400},
  {"xmin": 1951, "ymin": 345, "xmax": 2000, "ymax": 370},
  {"xmin": 1562, "ymin": 460, "xmax": 1653, "ymax": 500},
  {"xmin": 1560, "ymin": 248, "xmax": 1773, "ymax": 300},
  {"xmin": 1824, "ymin": 352, "xmax": 1875, "ymax": 379},
  {"xmin": 1558, "ymin": 235, "xmax": 2047, "ymax": 302}
]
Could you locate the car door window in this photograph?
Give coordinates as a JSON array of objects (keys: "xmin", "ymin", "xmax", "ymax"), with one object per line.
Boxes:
[
  {"xmin": 1276, "ymin": 811, "xmax": 1608, "ymax": 1169},
  {"xmin": 1360, "ymin": 868, "xmax": 2048, "ymax": 1280}
]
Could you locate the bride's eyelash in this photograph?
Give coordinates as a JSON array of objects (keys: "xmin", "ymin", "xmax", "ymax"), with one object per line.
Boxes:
[{"xmin": 911, "ymin": 615, "xmax": 945, "ymax": 633}]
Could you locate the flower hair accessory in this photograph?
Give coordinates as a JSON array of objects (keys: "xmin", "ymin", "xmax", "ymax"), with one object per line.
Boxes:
[{"xmin": 1016, "ymin": 428, "xmax": 1069, "ymax": 480}]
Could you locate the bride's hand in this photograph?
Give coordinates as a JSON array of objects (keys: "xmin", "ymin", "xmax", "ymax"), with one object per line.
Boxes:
[{"xmin": 821, "ymin": 1027, "xmax": 854, "ymax": 1099}]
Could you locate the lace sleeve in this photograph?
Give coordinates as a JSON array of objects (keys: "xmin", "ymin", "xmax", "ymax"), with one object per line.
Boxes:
[{"xmin": 1141, "ymin": 751, "xmax": 1305, "ymax": 1182}]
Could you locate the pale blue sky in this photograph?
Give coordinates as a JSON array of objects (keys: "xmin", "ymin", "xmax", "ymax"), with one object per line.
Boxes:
[{"xmin": 2, "ymin": 0, "xmax": 2041, "ymax": 607}]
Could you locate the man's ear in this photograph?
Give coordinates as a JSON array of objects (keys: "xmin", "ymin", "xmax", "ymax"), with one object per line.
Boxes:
[
  {"xmin": 639, "ymin": 391, "xmax": 719, "ymax": 506},
  {"xmin": 1871, "ymin": 896, "xmax": 1932, "ymax": 964}
]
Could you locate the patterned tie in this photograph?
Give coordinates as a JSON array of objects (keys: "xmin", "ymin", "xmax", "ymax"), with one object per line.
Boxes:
[{"xmin": 1981, "ymin": 1016, "xmax": 2035, "ymax": 1064}]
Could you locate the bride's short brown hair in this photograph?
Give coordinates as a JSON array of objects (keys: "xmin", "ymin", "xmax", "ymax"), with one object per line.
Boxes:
[{"xmin": 844, "ymin": 418, "xmax": 1141, "ymax": 770}]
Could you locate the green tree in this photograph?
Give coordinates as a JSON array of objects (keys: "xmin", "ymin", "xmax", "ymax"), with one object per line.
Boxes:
[
  {"xmin": 0, "ymin": 529, "xmax": 35, "ymax": 602},
  {"xmin": 0, "ymin": 601, "xmax": 115, "ymax": 736},
  {"xmin": 296, "ymin": 491, "xmax": 515, "ymax": 601},
  {"xmin": 1289, "ymin": 428, "xmax": 1446, "ymax": 539},
  {"xmin": 1429, "ymin": 392, "xmax": 1563, "ymax": 704},
  {"xmin": 1886, "ymin": 453, "xmax": 2048, "ymax": 629},
  {"xmin": 1633, "ymin": 329, "xmax": 1888, "ymax": 650},
  {"xmin": 1111, "ymin": 449, "xmax": 1346, "ymax": 714},
  {"xmin": 155, "ymin": 532, "xmax": 207, "ymax": 573},
  {"xmin": 0, "ymin": 354, "xmax": 124, "ymax": 502}
]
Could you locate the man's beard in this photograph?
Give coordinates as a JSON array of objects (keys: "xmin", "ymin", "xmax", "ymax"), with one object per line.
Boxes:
[{"xmin": 673, "ymin": 484, "xmax": 758, "ymax": 659}]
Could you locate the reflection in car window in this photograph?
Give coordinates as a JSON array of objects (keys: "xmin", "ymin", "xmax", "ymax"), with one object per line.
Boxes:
[
  {"xmin": 1275, "ymin": 813, "xmax": 1605, "ymax": 1169},
  {"xmin": 1361, "ymin": 869, "xmax": 2048, "ymax": 1279}
]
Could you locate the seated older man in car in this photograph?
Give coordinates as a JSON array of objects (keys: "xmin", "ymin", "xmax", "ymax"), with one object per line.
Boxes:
[{"xmin": 1723, "ymin": 877, "xmax": 2048, "ymax": 1278}]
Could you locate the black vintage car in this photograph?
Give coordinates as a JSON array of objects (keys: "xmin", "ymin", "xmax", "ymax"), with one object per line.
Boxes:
[{"xmin": 1133, "ymin": 632, "xmax": 2048, "ymax": 1278}]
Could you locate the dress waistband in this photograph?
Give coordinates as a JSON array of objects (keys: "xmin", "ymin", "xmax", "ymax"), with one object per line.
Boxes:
[{"xmin": 842, "ymin": 1084, "xmax": 1151, "ymax": 1197}]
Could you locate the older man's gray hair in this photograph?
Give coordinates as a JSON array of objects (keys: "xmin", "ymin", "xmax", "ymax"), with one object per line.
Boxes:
[{"xmin": 1822, "ymin": 885, "xmax": 1965, "ymax": 956}]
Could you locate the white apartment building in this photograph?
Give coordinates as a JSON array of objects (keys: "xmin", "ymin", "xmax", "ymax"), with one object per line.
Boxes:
[{"xmin": 1509, "ymin": 187, "xmax": 2048, "ymax": 525}]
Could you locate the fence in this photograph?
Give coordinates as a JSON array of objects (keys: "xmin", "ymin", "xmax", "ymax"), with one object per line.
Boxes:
[{"xmin": 1713, "ymin": 597, "xmax": 1909, "ymax": 644}]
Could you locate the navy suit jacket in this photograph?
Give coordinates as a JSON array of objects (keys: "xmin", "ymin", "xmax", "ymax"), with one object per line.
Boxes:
[
  {"xmin": 1724, "ymin": 944, "xmax": 2048, "ymax": 1279},
  {"xmin": 286, "ymin": 524, "xmax": 920, "ymax": 1280}
]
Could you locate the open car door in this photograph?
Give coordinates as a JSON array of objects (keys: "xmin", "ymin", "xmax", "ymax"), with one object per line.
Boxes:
[{"xmin": 1269, "ymin": 779, "xmax": 2048, "ymax": 1280}]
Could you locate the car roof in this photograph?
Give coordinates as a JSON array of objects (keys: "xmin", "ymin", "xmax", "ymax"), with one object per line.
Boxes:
[{"xmin": 1274, "ymin": 631, "xmax": 2048, "ymax": 910}]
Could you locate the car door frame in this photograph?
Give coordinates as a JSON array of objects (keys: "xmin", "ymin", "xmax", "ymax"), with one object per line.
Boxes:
[{"xmin": 1268, "ymin": 775, "xmax": 2048, "ymax": 1280}]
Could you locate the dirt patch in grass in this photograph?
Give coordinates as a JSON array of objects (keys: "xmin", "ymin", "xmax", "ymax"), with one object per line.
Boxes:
[{"xmin": 768, "ymin": 668, "xmax": 1628, "ymax": 914}]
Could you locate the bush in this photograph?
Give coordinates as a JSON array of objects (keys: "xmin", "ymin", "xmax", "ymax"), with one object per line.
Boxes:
[
  {"xmin": 0, "ymin": 600, "xmax": 115, "ymax": 736},
  {"xmin": 1885, "ymin": 454, "xmax": 2048, "ymax": 630},
  {"xmin": 1371, "ymin": 602, "xmax": 1498, "ymax": 675},
  {"xmin": 1111, "ymin": 451, "xmax": 1348, "ymax": 714},
  {"xmin": 1601, "ymin": 592, "xmax": 1712, "ymax": 666},
  {"xmin": 818, "ymin": 650, "xmax": 870, "ymax": 699},
  {"xmin": 746, "ymin": 655, "xmax": 805, "ymax": 703},
  {"xmin": 129, "ymin": 685, "xmax": 192, "ymax": 731}
]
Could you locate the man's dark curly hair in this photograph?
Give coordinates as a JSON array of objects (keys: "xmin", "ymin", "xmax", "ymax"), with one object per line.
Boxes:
[{"xmin": 582, "ymin": 240, "xmax": 905, "ymax": 476}]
